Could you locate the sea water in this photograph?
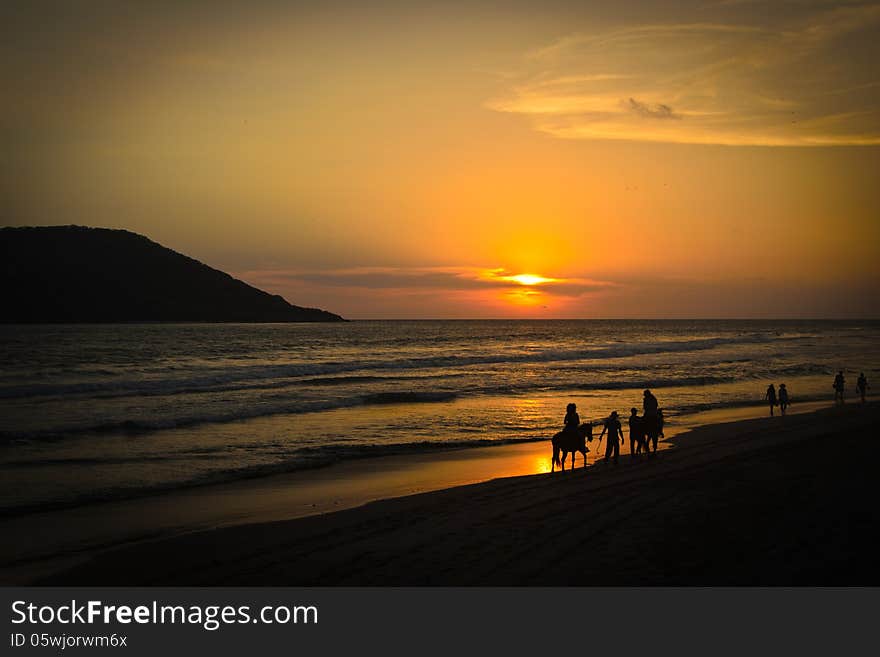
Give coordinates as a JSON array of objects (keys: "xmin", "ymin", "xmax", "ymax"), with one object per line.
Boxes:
[{"xmin": 1, "ymin": 320, "xmax": 877, "ymax": 513}]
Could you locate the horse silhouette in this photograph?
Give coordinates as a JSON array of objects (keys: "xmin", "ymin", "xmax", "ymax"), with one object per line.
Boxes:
[
  {"xmin": 551, "ymin": 422, "xmax": 592, "ymax": 472},
  {"xmin": 633, "ymin": 413, "xmax": 664, "ymax": 453}
]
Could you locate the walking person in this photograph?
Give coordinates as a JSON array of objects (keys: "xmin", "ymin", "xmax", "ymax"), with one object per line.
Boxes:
[
  {"xmin": 765, "ymin": 383, "xmax": 777, "ymax": 416},
  {"xmin": 857, "ymin": 373, "xmax": 869, "ymax": 404},
  {"xmin": 778, "ymin": 383, "xmax": 789, "ymax": 416},
  {"xmin": 833, "ymin": 371, "xmax": 846, "ymax": 404},
  {"xmin": 598, "ymin": 411, "xmax": 624, "ymax": 466}
]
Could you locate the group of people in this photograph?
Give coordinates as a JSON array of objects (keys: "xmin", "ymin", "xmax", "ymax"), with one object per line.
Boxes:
[
  {"xmin": 574, "ymin": 372, "xmax": 872, "ymax": 451},
  {"xmin": 764, "ymin": 383, "xmax": 790, "ymax": 416},
  {"xmin": 765, "ymin": 371, "xmax": 871, "ymax": 416},
  {"xmin": 560, "ymin": 371, "xmax": 873, "ymax": 469},
  {"xmin": 833, "ymin": 371, "xmax": 870, "ymax": 405},
  {"xmin": 563, "ymin": 389, "xmax": 664, "ymax": 466}
]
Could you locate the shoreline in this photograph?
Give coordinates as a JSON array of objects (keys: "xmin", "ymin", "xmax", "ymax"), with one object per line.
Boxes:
[
  {"xmin": 1, "ymin": 397, "xmax": 830, "ymax": 518},
  {"xmin": 3, "ymin": 398, "xmax": 866, "ymax": 585}
]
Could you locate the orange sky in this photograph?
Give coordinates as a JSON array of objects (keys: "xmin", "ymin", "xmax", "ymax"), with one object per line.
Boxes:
[{"xmin": 3, "ymin": 0, "xmax": 879, "ymax": 317}]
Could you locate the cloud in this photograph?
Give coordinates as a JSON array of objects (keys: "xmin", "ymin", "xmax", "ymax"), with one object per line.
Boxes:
[
  {"xmin": 236, "ymin": 266, "xmax": 879, "ymax": 318},
  {"xmin": 627, "ymin": 98, "xmax": 681, "ymax": 120},
  {"xmin": 262, "ymin": 267, "xmax": 493, "ymax": 291},
  {"xmin": 487, "ymin": 2, "xmax": 880, "ymax": 146},
  {"xmin": 237, "ymin": 266, "xmax": 615, "ymax": 299}
]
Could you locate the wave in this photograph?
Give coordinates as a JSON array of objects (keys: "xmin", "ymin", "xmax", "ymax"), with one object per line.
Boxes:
[
  {"xmin": 361, "ymin": 391, "xmax": 458, "ymax": 404},
  {"xmin": 0, "ymin": 390, "xmax": 466, "ymax": 442},
  {"xmin": 0, "ymin": 362, "xmax": 839, "ymax": 442},
  {"xmin": 0, "ymin": 332, "xmax": 784, "ymax": 401},
  {"xmin": 0, "ymin": 371, "xmax": 471, "ymax": 403},
  {"xmin": 0, "ymin": 375, "xmax": 735, "ymax": 441}
]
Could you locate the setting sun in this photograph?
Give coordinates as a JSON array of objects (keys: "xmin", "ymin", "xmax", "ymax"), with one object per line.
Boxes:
[{"xmin": 504, "ymin": 274, "xmax": 556, "ymax": 286}]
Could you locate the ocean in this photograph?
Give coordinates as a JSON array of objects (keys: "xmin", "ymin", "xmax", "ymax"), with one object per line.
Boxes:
[{"xmin": 1, "ymin": 320, "xmax": 877, "ymax": 514}]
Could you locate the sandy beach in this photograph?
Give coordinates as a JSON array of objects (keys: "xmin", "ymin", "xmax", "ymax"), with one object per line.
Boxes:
[{"xmin": 17, "ymin": 400, "xmax": 876, "ymax": 586}]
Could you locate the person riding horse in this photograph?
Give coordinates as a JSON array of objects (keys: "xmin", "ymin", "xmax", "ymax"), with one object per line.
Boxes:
[
  {"xmin": 564, "ymin": 403, "xmax": 580, "ymax": 432},
  {"xmin": 552, "ymin": 403, "xmax": 591, "ymax": 471}
]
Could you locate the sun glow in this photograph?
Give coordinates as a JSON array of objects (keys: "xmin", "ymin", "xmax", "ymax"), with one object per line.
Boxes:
[
  {"xmin": 469, "ymin": 269, "xmax": 564, "ymax": 309},
  {"xmin": 502, "ymin": 287, "xmax": 546, "ymax": 307}
]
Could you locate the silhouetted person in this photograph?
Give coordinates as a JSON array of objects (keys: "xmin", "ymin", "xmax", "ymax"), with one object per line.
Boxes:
[
  {"xmin": 654, "ymin": 408, "xmax": 665, "ymax": 450},
  {"xmin": 628, "ymin": 408, "xmax": 645, "ymax": 456},
  {"xmin": 857, "ymin": 373, "xmax": 869, "ymax": 403},
  {"xmin": 778, "ymin": 383, "xmax": 789, "ymax": 416},
  {"xmin": 641, "ymin": 408, "xmax": 665, "ymax": 453},
  {"xmin": 765, "ymin": 384, "xmax": 777, "ymax": 416},
  {"xmin": 833, "ymin": 371, "xmax": 845, "ymax": 404},
  {"xmin": 643, "ymin": 389, "xmax": 658, "ymax": 417},
  {"xmin": 598, "ymin": 411, "xmax": 624, "ymax": 465},
  {"xmin": 564, "ymin": 403, "xmax": 580, "ymax": 432}
]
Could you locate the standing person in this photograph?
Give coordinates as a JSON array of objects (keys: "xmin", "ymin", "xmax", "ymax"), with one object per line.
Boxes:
[
  {"xmin": 628, "ymin": 408, "xmax": 644, "ymax": 456},
  {"xmin": 778, "ymin": 384, "xmax": 789, "ymax": 416},
  {"xmin": 833, "ymin": 371, "xmax": 846, "ymax": 404},
  {"xmin": 857, "ymin": 373, "xmax": 869, "ymax": 403},
  {"xmin": 765, "ymin": 384, "xmax": 777, "ymax": 416},
  {"xmin": 643, "ymin": 389, "xmax": 659, "ymax": 418},
  {"xmin": 598, "ymin": 411, "xmax": 624, "ymax": 465},
  {"xmin": 563, "ymin": 403, "xmax": 580, "ymax": 432},
  {"xmin": 643, "ymin": 390, "xmax": 661, "ymax": 451}
]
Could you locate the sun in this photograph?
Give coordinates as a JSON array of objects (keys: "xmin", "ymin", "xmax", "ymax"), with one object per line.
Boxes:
[
  {"xmin": 505, "ymin": 274, "xmax": 555, "ymax": 286},
  {"xmin": 478, "ymin": 269, "xmax": 560, "ymax": 286}
]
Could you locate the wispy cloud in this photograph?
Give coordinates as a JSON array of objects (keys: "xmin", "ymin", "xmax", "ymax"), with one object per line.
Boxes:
[
  {"xmin": 627, "ymin": 98, "xmax": 681, "ymax": 120},
  {"xmin": 237, "ymin": 266, "xmax": 615, "ymax": 299},
  {"xmin": 488, "ymin": 2, "xmax": 880, "ymax": 146},
  {"xmin": 236, "ymin": 266, "xmax": 879, "ymax": 318}
]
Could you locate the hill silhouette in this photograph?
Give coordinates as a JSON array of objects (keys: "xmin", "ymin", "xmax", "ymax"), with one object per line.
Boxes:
[{"xmin": 1, "ymin": 226, "xmax": 344, "ymax": 322}]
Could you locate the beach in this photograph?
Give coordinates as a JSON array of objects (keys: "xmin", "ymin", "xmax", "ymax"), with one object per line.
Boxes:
[{"xmin": 12, "ymin": 400, "xmax": 877, "ymax": 586}]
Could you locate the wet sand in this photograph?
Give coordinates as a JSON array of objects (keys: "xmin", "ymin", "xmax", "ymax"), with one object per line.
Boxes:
[
  {"xmin": 2, "ymin": 439, "xmax": 557, "ymax": 584},
  {"xmin": 34, "ymin": 401, "xmax": 879, "ymax": 585}
]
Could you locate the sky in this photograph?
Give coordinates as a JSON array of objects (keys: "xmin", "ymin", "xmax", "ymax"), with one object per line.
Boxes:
[{"xmin": 3, "ymin": 0, "xmax": 880, "ymax": 318}]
